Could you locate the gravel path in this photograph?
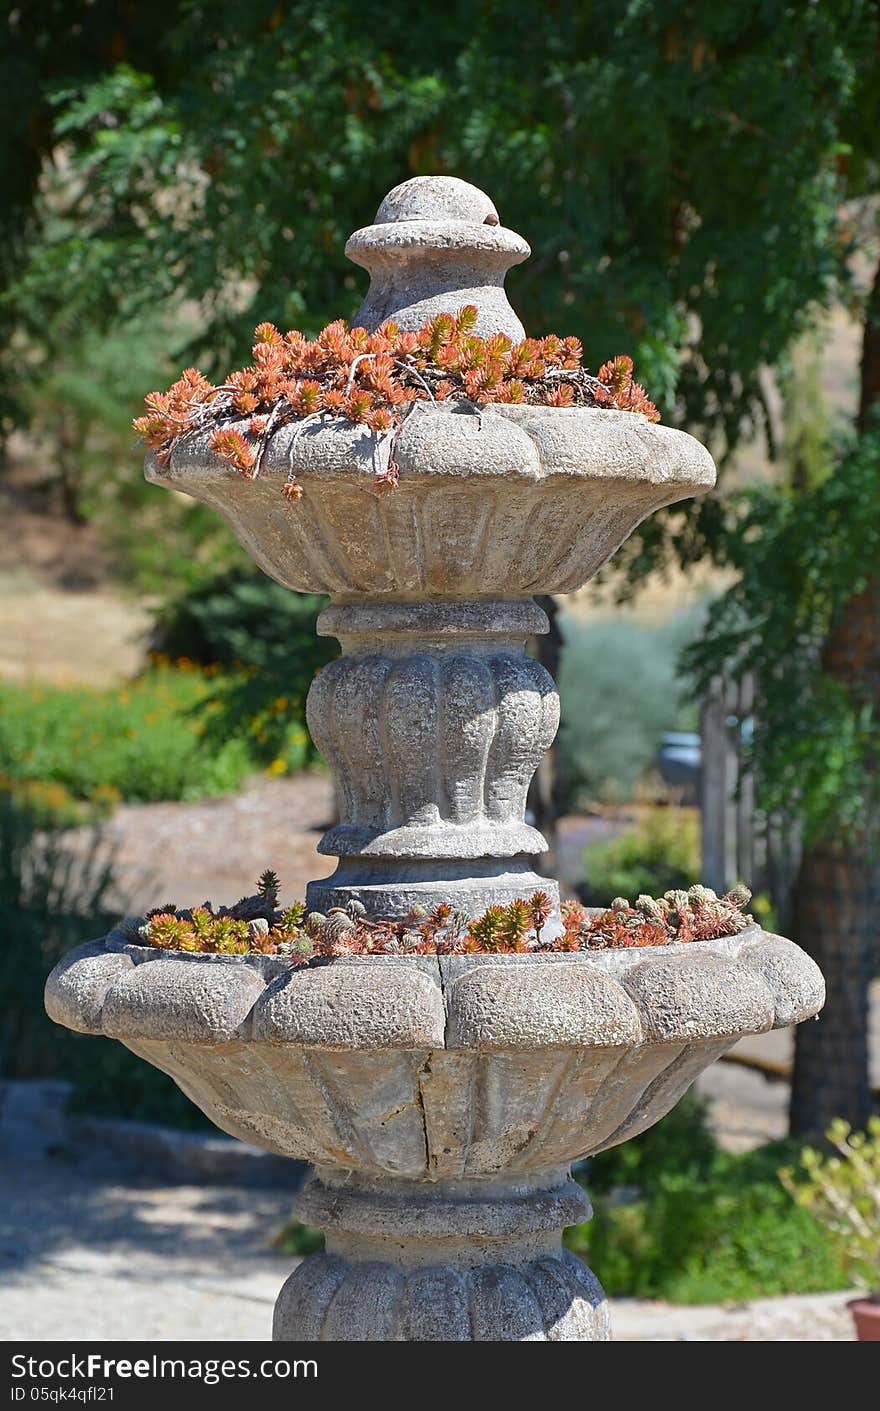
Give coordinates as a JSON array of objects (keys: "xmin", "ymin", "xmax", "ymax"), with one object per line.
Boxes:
[{"xmin": 94, "ymin": 772, "xmax": 337, "ymax": 916}]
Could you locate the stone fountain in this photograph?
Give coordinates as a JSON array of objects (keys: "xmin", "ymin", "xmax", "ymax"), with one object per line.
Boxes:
[{"xmin": 45, "ymin": 177, "xmax": 824, "ymax": 1342}]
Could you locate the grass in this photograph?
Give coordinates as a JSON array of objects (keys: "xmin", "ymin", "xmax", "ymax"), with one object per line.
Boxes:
[{"xmin": 0, "ymin": 663, "xmax": 261, "ymax": 805}]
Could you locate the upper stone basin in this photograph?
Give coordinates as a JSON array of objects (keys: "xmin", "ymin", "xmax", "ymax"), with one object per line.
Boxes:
[
  {"xmin": 146, "ymin": 402, "xmax": 715, "ymax": 598},
  {"xmin": 45, "ymin": 928, "xmax": 822, "ymax": 1180}
]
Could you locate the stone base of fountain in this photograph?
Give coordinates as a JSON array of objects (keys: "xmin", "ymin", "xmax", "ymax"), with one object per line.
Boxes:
[{"xmin": 274, "ymin": 1170, "xmax": 608, "ymax": 1341}]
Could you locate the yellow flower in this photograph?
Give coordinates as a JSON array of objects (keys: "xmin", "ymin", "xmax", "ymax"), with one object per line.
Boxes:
[{"xmin": 268, "ymin": 758, "xmax": 288, "ymax": 776}]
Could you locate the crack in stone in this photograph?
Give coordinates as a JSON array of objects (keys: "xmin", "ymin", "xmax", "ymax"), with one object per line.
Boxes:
[{"xmin": 414, "ymin": 1052, "xmax": 434, "ymax": 1177}]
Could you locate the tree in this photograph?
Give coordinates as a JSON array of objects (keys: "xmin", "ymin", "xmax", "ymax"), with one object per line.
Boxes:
[{"xmin": 4, "ymin": 1, "xmax": 878, "ymax": 1128}]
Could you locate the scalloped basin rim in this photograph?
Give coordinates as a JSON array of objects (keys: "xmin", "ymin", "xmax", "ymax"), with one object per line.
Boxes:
[
  {"xmin": 45, "ymin": 925, "xmax": 825, "ymax": 1054},
  {"xmin": 145, "ymin": 403, "xmax": 717, "ymax": 489},
  {"xmin": 143, "ymin": 405, "xmax": 716, "ymax": 598}
]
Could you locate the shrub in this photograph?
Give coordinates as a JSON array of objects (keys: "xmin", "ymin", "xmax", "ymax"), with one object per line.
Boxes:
[
  {"xmin": 273, "ymin": 1222, "xmax": 326, "ymax": 1258},
  {"xmin": 585, "ymin": 1090, "xmax": 717, "ymax": 1195},
  {"xmin": 152, "ymin": 568, "xmax": 335, "ymax": 771},
  {"xmin": 152, "ymin": 569, "xmax": 328, "ymax": 674},
  {"xmin": 0, "ymin": 664, "xmax": 255, "ymax": 803},
  {"xmin": 579, "ymin": 809, "xmax": 700, "ymax": 907},
  {"xmin": 0, "ymin": 788, "xmax": 116, "ymax": 1077},
  {"xmin": 0, "ymin": 787, "xmax": 212, "ymax": 1128},
  {"xmin": 566, "ymin": 1102, "xmax": 848, "ymax": 1303},
  {"xmin": 557, "ymin": 610, "xmax": 701, "ymax": 808},
  {"xmin": 781, "ymin": 1117, "xmax": 880, "ymax": 1298}
]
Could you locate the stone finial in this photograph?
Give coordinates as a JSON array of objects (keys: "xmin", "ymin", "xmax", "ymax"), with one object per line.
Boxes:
[{"xmin": 346, "ymin": 176, "xmax": 530, "ymax": 339}]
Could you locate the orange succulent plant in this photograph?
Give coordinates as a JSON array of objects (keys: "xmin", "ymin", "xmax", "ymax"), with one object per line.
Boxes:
[{"xmin": 135, "ymin": 307, "xmax": 660, "ymax": 500}]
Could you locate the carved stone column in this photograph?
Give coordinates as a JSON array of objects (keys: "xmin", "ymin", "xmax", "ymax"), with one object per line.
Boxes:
[
  {"xmin": 273, "ymin": 1169, "xmax": 609, "ymax": 1342},
  {"xmin": 306, "ymin": 597, "xmax": 560, "ymax": 919}
]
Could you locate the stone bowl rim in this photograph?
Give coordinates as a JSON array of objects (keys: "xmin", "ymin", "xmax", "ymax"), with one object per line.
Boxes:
[
  {"xmin": 144, "ymin": 401, "xmax": 717, "ymax": 490},
  {"xmin": 45, "ymin": 923, "xmax": 826, "ymax": 1055}
]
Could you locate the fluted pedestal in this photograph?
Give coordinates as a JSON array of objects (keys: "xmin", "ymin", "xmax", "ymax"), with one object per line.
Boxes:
[
  {"xmin": 273, "ymin": 1170, "xmax": 609, "ymax": 1342},
  {"xmin": 306, "ymin": 597, "xmax": 560, "ymax": 918}
]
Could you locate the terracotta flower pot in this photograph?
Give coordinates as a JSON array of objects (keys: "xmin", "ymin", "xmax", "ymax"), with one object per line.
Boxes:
[{"xmin": 848, "ymin": 1297, "xmax": 880, "ymax": 1341}]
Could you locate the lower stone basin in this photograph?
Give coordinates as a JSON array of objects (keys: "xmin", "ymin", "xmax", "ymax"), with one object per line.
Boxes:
[{"xmin": 46, "ymin": 925, "xmax": 822, "ymax": 1341}]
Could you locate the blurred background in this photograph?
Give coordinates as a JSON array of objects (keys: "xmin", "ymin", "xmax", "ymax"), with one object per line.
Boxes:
[{"xmin": 1, "ymin": 1, "xmax": 877, "ymax": 1338}]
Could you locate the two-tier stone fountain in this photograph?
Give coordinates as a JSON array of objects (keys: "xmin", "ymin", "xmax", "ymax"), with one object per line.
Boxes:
[{"xmin": 46, "ymin": 177, "xmax": 824, "ymax": 1342}]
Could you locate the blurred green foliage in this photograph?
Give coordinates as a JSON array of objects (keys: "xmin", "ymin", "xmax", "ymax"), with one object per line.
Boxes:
[
  {"xmin": 557, "ymin": 610, "xmax": 700, "ymax": 807},
  {"xmin": 0, "ymin": 787, "xmax": 209, "ymax": 1125},
  {"xmin": 4, "ymin": 2, "xmax": 877, "ymax": 571},
  {"xmin": 0, "ymin": 788, "xmax": 115, "ymax": 1077},
  {"xmin": 273, "ymin": 1222, "xmax": 328, "ymax": 1259},
  {"xmin": 579, "ymin": 809, "xmax": 700, "ymax": 907},
  {"xmin": 153, "ymin": 569, "xmax": 335, "ymax": 770},
  {"xmin": 565, "ymin": 1094, "xmax": 849, "ymax": 1303},
  {"xmin": 0, "ymin": 664, "xmax": 256, "ymax": 803},
  {"xmin": 686, "ymin": 425, "xmax": 880, "ymax": 847}
]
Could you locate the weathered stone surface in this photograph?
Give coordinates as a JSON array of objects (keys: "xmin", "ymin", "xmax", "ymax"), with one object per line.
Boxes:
[
  {"xmin": 346, "ymin": 176, "xmax": 530, "ymax": 340},
  {"xmin": 445, "ymin": 961, "xmax": 642, "ymax": 1050},
  {"xmin": 146, "ymin": 405, "xmax": 716, "ymax": 598},
  {"xmin": 742, "ymin": 931, "xmax": 825, "ymax": 1027},
  {"xmin": 273, "ymin": 1250, "xmax": 610, "ymax": 1342},
  {"xmin": 393, "ymin": 403, "xmax": 540, "ymax": 480},
  {"xmin": 44, "ymin": 940, "xmax": 133, "ymax": 1035},
  {"xmin": 46, "ymin": 928, "xmax": 824, "ymax": 1339},
  {"xmin": 273, "ymin": 1169, "xmax": 609, "ymax": 1342},
  {"xmin": 302, "ymin": 592, "xmax": 561, "ymax": 919},
  {"xmin": 308, "ymin": 644, "xmax": 557, "ymax": 854},
  {"xmin": 296, "ymin": 1169, "xmax": 590, "ymax": 1237},
  {"xmin": 306, "ymin": 862, "xmax": 560, "ymax": 925},
  {"xmin": 100, "ymin": 958, "xmax": 265, "ymax": 1044},
  {"xmin": 374, "ymin": 176, "xmax": 502, "ymax": 227},
  {"xmin": 619, "ymin": 950, "xmax": 774, "ymax": 1042},
  {"xmin": 251, "ymin": 961, "xmax": 445, "ymax": 1049}
]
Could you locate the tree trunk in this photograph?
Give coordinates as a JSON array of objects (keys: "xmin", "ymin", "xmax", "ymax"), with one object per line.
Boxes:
[
  {"xmin": 789, "ymin": 838, "xmax": 877, "ymax": 1135},
  {"xmin": 790, "ymin": 578, "xmax": 880, "ymax": 1134},
  {"xmin": 789, "ymin": 258, "xmax": 880, "ymax": 1137},
  {"xmin": 56, "ymin": 412, "xmax": 87, "ymax": 525}
]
